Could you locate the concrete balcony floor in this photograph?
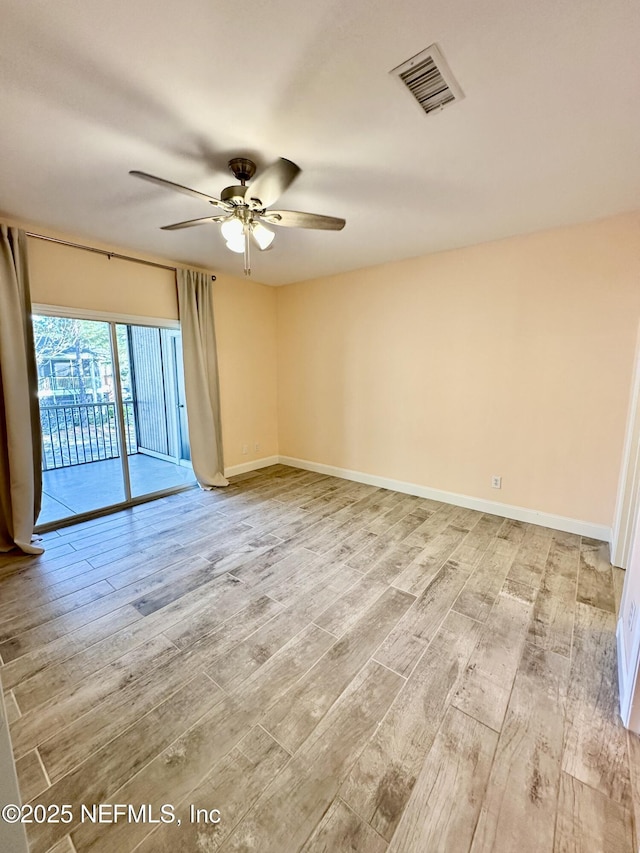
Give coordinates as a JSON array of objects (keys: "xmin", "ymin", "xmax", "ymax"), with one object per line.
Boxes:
[{"xmin": 38, "ymin": 452, "xmax": 196, "ymax": 525}]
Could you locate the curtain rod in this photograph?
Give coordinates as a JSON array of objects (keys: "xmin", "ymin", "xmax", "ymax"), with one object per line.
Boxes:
[{"xmin": 24, "ymin": 232, "xmax": 216, "ymax": 280}]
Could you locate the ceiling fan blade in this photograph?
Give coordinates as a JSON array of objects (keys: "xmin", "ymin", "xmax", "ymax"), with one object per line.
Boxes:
[
  {"xmin": 247, "ymin": 158, "xmax": 301, "ymax": 208},
  {"xmin": 263, "ymin": 210, "xmax": 346, "ymax": 230},
  {"xmin": 161, "ymin": 215, "xmax": 229, "ymax": 230},
  {"xmin": 129, "ymin": 170, "xmax": 231, "ymax": 210}
]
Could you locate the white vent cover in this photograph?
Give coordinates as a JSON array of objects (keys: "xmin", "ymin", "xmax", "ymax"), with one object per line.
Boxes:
[{"xmin": 390, "ymin": 44, "xmax": 464, "ymax": 115}]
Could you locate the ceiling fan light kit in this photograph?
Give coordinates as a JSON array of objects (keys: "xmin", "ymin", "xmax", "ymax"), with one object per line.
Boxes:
[
  {"xmin": 130, "ymin": 156, "xmax": 346, "ymax": 277},
  {"xmin": 225, "ymin": 235, "xmax": 246, "ymax": 254},
  {"xmin": 220, "ymin": 217, "xmax": 243, "ymax": 241},
  {"xmin": 252, "ymin": 221, "xmax": 275, "ymax": 250}
]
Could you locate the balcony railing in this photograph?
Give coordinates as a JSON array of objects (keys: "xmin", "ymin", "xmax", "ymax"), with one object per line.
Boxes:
[{"xmin": 40, "ymin": 403, "xmax": 137, "ymax": 471}]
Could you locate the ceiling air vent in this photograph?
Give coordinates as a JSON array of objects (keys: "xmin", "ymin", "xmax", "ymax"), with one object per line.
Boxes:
[{"xmin": 390, "ymin": 44, "xmax": 464, "ymax": 115}]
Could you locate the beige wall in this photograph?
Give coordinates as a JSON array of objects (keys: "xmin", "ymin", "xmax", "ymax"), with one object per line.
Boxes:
[
  {"xmin": 213, "ymin": 275, "xmax": 278, "ymax": 467},
  {"xmin": 27, "ymin": 236, "xmax": 179, "ymax": 320},
  {"xmin": 6, "ymin": 220, "xmax": 279, "ymax": 471},
  {"xmin": 8, "ymin": 210, "xmax": 640, "ymax": 525},
  {"xmin": 277, "ymin": 212, "xmax": 640, "ymax": 526}
]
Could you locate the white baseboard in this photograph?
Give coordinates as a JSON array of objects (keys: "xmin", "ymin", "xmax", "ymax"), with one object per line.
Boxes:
[
  {"xmin": 618, "ymin": 618, "xmax": 631, "ymax": 726},
  {"xmin": 617, "ymin": 616, "xmax": 640, "ymax": 733},
  {"xmin": 278, "ymin": 455, "xmax": 612, "ymax": 543},
  {"xmin": 224, "ymin": 456, "xmax": 280, "ymax": 477},
  {"xmin": 222, "ymin": 453, "xmax": 612, "ymax": 541}
]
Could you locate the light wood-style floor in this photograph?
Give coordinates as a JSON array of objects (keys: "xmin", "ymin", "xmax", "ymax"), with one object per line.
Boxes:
[{"xmin": 0, "ymin": 464, "xmax": 637, "ymax": 852}]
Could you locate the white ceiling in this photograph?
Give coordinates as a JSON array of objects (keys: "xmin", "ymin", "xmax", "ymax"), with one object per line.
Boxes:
[{"xmin": 1, "ymin": 0, "xmax": 638, "ymax": 285}]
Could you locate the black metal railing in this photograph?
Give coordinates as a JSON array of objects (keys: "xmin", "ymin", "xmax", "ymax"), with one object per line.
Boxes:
[{"xmin": 40, "ymin": 402, "xmax": 137, "ymax": 471}]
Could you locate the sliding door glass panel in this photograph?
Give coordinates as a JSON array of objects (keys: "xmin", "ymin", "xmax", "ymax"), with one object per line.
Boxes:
[
  {"xmin": 117, "ymin": 324, "xmax": 195, "ymax": 499},
  {"xmin": 35, "ymin": 315, "xmax": 127, "ymax": 524}
]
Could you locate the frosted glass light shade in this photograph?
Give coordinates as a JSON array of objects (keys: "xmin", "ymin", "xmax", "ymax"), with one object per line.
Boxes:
[
  {"xmin": 220, "ymin": 217, "xmax": 244, "ymax": 241},
  {"xmin": 252, "ymin": 222, "xmax": 275, "ymax": 250},
  {"xmin": 226, "ymin": 235, "xmax": 245, "ymax": 253}
]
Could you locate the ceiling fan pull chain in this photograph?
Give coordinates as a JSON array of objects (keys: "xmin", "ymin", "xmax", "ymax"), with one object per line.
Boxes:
[{"xmin": 244, "ymin": 227, "xmax": 251, "ymax": 276}]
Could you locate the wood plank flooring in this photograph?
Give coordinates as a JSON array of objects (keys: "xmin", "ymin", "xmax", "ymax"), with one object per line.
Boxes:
[{"xmin": 0, "ymin": 464, "xmax": 636, "ymax": 852}]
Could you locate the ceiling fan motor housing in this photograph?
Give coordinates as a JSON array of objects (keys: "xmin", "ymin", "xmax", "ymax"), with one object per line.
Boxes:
[
  {"xmin": 221, "ymin": 184, "xmax": 249, "ymax": 204},
  {"xmin": 228, "ymin": 157, "xmax": 256, "ymax": 183}
]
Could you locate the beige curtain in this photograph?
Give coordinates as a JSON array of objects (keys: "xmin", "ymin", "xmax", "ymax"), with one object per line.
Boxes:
[
  {"xmin": 0, "ymin": 227, "xmax": 43, "ymax": 554},
  {"xmin": 177, "ymin": 269, "xmax": 228, "ymax": 489}
]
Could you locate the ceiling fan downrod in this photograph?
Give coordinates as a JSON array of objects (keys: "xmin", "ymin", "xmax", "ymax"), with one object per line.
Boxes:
[{"xmin": 227, "ymin": 157, "xmax": 257, "ymax": 185}]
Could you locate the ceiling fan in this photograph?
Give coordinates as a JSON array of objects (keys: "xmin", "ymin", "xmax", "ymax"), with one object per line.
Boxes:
[{"xmin": 130, "ymin": 157, "xmax": 346, "ymax": 276}]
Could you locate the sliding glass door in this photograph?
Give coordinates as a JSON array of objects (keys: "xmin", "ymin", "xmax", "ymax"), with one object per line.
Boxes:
[
  {"xmin": 34, "ymin": 312, "xmax": 195, "ymax": 527},
  {"xmin": 117, "ymin": 324, "xmax": 194, "ymax": 499}
]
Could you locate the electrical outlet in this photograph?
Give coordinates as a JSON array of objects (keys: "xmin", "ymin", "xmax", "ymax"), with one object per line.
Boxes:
[
  {"xmin": 254, "ymin": 442, "xmax": 261, "ymax": 453},
  {"xmin": 242, "ymin": 444, "xmax": 249, "ymax": 455},
  {"xmin": 629, "ymin": 601, "xmax": 636, "ymax": 632},
  {"xmin": 491, "ymin": 475, "xmax": 502, "ymax": 489}
]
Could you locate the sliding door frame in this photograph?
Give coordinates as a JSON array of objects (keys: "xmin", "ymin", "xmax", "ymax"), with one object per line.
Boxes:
[
  {"xmin": 32, "ymin": 303, "xmax": 196, "ymax": 533},
  {"xmin": 33, "ymin": 304, "xmax": 181, "ymax": 331},
  {"xmin": 109, "ymin": 322, "xmax": 133, "ymax": 503}
]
